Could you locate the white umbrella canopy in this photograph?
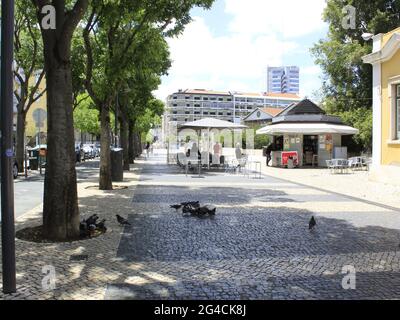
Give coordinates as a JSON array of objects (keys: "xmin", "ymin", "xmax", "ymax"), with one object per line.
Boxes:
[
  {"xmin": 256, "ymin": 123, "xmax": 359, "ymax": 136},
  {"xmin": 179, "ymin": 118, "xmax": 247, "ymax": 129},
  {"xmin": 178, "ymin": 118, "xmax": 247, "ymax": 170}
]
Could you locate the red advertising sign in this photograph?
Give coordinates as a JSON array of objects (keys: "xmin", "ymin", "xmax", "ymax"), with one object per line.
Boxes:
[{"xmin": 281, "ymin": 151, "xmax": 298, "ymax": 166}]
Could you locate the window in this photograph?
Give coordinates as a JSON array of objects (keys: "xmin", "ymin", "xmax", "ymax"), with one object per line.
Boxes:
[
  {"xmin": 397, "ymin": 84, "xmax": 400, "ymax": 139},
  {"xmin": 203, "ymin": 97, "xmax": 209, "ymax": 101},
  {"xmin": 194, "ymin": 97, "xmax": 201, "ymax": 100}
]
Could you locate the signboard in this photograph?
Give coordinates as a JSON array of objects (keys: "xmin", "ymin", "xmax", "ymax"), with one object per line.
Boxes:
[
  {"xmin": 281, "ymin": 151, "xmax": 299, "ymax": 166},
  {"xmin": 39, "ymin": 149, "xmax": 47, "ymax": 157},
  {"xmin": 284, "ymin": 136, "xmax": 290, "ymax": 150}
]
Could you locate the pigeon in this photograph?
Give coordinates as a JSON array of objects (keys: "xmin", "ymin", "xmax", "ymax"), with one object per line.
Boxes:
[
  {"xmin": 79, "ymin": 221, "xmax": 88, "ymax": 231},
  {"xmin": 181, "ymin": 201, "xmax": 200, "ymax": 208},
  {"xmin": 170, "ymin": 204, "xmax": 182, "ymax": 211},
  {"xmin": 116, "ymin": 214, "xmax": 131, "ymax": 226},
  {"xmin": 309, "ymin": 216, "xmax": 317, "ymax": 230},
  {"xmin": 85, "ymin": 214, "xmax": 99, "ymax": 226},
  {"xmin": 198, "ymin": 206, "xmax": 216, "ymax": 216},
  {"xmin": 96, "ymin": 219, "xmax": 107, "ymax": 232},
  {"xmin": 88, "ymin": 224, "xmax": 97, "ymax": 237}
]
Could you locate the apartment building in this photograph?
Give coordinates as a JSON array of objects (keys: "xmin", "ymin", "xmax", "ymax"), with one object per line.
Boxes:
[
  {"xmin": 266, "ymin": 66, "xmax": 300, "ymax": 94},
  {"xmin": 162, "ymin": 89, "xmax": 302, "ymax": 140}
]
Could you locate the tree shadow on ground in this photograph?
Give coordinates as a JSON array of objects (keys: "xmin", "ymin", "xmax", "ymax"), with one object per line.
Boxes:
[{"xmin": 3, "ymin": 165, "xmax": 400, "ymax": 300}]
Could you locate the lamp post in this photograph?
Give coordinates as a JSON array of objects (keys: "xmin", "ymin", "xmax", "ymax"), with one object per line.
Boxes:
[{"xmin": 1, "ymin": 0, "xmax": 17, "ymax": 294}]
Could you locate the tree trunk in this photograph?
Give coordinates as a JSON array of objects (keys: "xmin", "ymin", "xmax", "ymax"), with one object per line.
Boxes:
[
  {"xmin": 133, "ymin": 131, "xmax": 140, "ymax": 157},
  {"xmin": 99, "ymin": 104, "xmax": 113, "ymax": 190},
  {"xmin": 42, "ymin": 64, "xmax": 79, "ymax": 241},
  {"xmin": 137, "ymin": 132, "xmax": 143, "ymax": 156},
  {"xmin": 16, "ymin": 111, "xmax": 26, "ymax": 173},
  {"xmin": 128, "ymin": 124, "xmax": 135, "ymax": 164},
  {"xmin": 120, "ymin": 117, "xmax": 130, "ymax": 171}
]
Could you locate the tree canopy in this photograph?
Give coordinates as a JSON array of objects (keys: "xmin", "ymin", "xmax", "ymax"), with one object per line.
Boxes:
[{"xmin": 311, "ymin": 0, "xmax": 400, "ymax": 152}]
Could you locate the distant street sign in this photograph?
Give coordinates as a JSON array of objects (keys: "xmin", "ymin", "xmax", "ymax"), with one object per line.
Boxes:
[
  {"xmin": 5, "ymin": 149, "xmax": 13, "ymax": 158},
  {"xmin": 32, "ymin": 108, "xmax": 47, "ymax": 128}
]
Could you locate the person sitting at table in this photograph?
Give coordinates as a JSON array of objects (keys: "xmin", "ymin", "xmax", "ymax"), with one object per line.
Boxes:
[
  {"xmin": 235, "ymin": 143, "xmax": 243, "ymax": 160},
  {"xmin": 213, "ymin": 142, "xmax": 222, "ymax": 165},
  {"xmin": 191, "ymin": 142, "xmax": 200, "ymax": 159}
]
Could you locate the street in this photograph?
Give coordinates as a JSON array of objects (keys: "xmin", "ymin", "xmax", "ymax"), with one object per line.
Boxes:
[{"xmin": 0, "ymin": 160, "xmax": 100, "ymax": 222}]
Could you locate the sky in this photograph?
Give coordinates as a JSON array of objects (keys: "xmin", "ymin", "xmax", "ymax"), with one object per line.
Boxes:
[{"xmin": 155, "ymin": 0, "xmax": 329, "ymax": 101}]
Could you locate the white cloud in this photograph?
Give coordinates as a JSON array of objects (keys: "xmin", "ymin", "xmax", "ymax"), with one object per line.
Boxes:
[
  {"xmin": 155, "ymin": 0, "xmax": 327, "ymax": 101},
  {"xmin": 225, "ymin": 0, "xmax": 326, "ymax": 38},
  {"xmin": 299, "ymin": 65, "xmax": 323, "ymax": 98}
]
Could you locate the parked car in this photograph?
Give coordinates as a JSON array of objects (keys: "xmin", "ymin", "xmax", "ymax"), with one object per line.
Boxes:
[
  {"xmin": 82, "ymin": 144, "xmax": 94, "ymax": 160},
  {"xmin": 92, "ymin": 144, "xmax": 100, "ymax": 157}
]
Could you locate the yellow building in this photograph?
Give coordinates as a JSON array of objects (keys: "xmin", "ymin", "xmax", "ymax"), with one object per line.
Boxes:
[
  {"xmin": 14, "ymin": 72, "xmax": 48, "ymax": 145},
  {"xmin": 363, "ymin": 27, "xmax": 400, "ymax": 185}
]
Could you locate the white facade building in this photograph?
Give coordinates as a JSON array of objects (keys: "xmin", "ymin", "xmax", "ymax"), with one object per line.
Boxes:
[{"xmin": 162, "ymin": 89, "xmax": 302, "ymax": 142}]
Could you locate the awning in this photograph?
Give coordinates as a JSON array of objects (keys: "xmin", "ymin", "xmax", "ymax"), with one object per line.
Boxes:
[
  {"xmin": 256, "ymin": 123, "xmax": 359, "ymax": 135},
  {"xmin": 179, "ymin": 118, "xmax": 247, "ymax": 130}
]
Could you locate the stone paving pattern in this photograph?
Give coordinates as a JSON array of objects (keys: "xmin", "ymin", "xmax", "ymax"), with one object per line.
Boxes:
[
  {"xmin": 1, "ymin": 153, "xmax": 400, "ymax": 300},
  {"xmin": 106, "ymin": 156, "xmax": 400, "ymax": 300}
]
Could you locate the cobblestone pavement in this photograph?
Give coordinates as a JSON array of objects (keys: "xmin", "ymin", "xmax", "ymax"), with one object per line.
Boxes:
[
  {"xmin": 0, "ymin": 160, "xmax": 142, "ymax": 300},
  {"xmin": 105, "ymin": 154, "xmax": 400, "ymax": 300},
  {"xmin": 2, "ymin": 153, "xmax": 400, "ymax": 300}
]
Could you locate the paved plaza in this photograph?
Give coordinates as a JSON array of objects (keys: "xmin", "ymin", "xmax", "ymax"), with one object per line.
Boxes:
[
  {"xmin": 106, "ymin": 154, "xmax": 400, "ymax": 300},
  {"xmin": 1, "ymin": 152, "xmax": 400, "ymax": 299}
]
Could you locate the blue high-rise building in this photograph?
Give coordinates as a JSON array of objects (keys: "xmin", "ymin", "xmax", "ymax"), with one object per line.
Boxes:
[{"xmin": 266, "ymin": 66, "xmax": 300, "ymax": 94}]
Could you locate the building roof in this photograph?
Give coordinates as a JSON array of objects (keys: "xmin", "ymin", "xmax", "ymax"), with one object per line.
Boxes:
[
  {"xmin": 363, "ymin": 31, "xmax": 400, "ymax": 64},
  {"xmin": 269, "ymin": 99, "xmax": 347, "ymax": 126},
  {"xmin": 277, "ymin": 99, "xmax": 325, "ymax": 117},
  {"xmin": 233, "ymin": 91, "xmax": 302, "ymax": 100},
  {"xmin": 261, "ymin": 107, "xmax": 285, "ymax": 117},
  {"xmin": 256, "ymin": 123, "xmax": 359, "ymax": 136},
  {"xmin": 263, "ymin": 92, "xmax": 302, "ymax": 99},
  {"xmin": 176, "ymin": 89, "xmax": 231, "ymax": 96},
  {"xmin": 172, "ymin": 89, "xmax": 302, "ymax": 100},
  {"xmin": 243, "ymin": 107, "xmax": 285, "ymax": 122}
]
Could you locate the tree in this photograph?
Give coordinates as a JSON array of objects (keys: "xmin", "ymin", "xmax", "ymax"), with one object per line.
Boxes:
[
  {"xmin": 31, "ymin": 0, "xmax": 89, "ymax": 241},
  {"xmin": 73, "ymin": 94, "xmax": 100, "ymax": 140},
  {"xmin": 311, "ymin": 0, "xmax": 400, "ymax": 151},
  {"xmin": 82, "ymin": 0, "xmax": 214, "ymax": 189},
  {"xmin": 14, "ymin": 0, "xmax": 46, "ymax": 173}
]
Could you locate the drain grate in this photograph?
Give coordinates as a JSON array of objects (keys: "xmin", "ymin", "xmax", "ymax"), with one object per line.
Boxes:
[{"xmin": 69, "ymin": 254, "xmax": 89, "ymax": 261}]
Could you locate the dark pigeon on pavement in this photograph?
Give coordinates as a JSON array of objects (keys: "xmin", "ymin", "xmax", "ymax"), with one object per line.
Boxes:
[
  {"xmin": 309, "ymin": 216, "xmax": 316, "ymax": 230},
  {"xmin": 116, "ymin": 214, "xmax": 131, "ymax": 226},
  {"xmin": 85, "ymin": 214, "xmax": 99, "ymax": 226}
]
